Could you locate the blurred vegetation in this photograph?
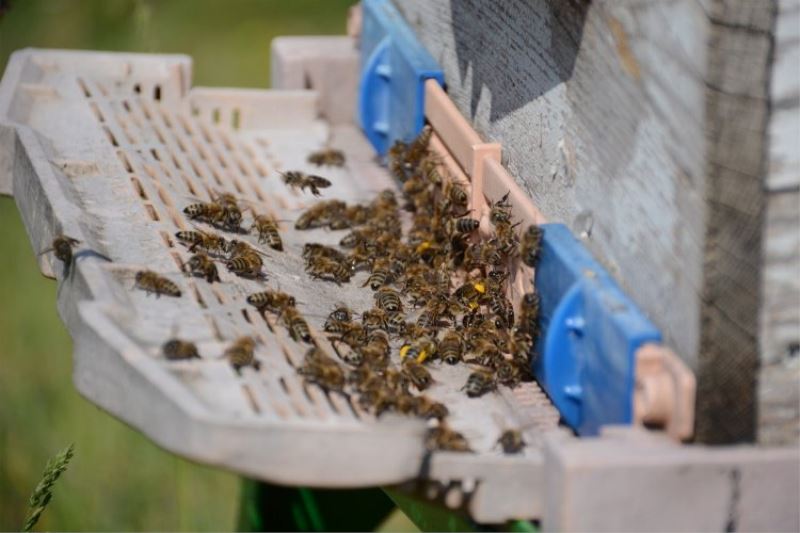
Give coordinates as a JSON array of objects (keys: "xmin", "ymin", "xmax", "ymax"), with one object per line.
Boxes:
[{"xmin": 0, "ymin": 1, "xmax": 383, "ymax": 531}]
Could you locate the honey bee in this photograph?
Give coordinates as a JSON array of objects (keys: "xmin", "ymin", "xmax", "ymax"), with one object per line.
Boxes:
[
  {"xmin": 402, "ymin": 359, "xmax": 433, "ymax": 391},
  {"xmin": 374, "ymin": 287, "xmax": 403, "ymax": 313},
  {"xmin": 298, "ymin": 348, "xmax": 346, "ymax": 392},
  {"xmin": 175, "ymin": 230, "xmax": 227, "ymax": 255},
  {"xmin": 388, "ymin": 140, "xmax": 411, "ymax": 181},
  {"xmin": 246, "ymin": 290, "xmax": 296, "ymax": 314},
  {"xmin": 495, "ymin": 358, "xmax": 521, "ymax": 387},
  {"xmin": 184, "ymin": 197, "xmax": 242, "ymax": 232},
  {"xmin": 185, "ymin": 252, "xmax": 220, "ymax": 283},
  {"xmin": 400, "ymin": 336, "xmax": 437, "ymax": 364},
  {"xmin": 134, "ymin": 270, "xmax": 181, "ymax": 297},
  {"xmin": 294, "ymin": 200, "xmax": 347, "ymax": 230},
  {"xmin": 331, "ymin": 338, "xmax": 364, "ymax": 366},
  {"xmin": 305, "ymin": 255, "xmax": 352, "ymax": 284},
  {"xmin": 463, "ymin": 368, "xmax": 496, "ymax": 398},
  {"xmin": 328, "ymin": 304, "xmax": 353, "ymax": 323},
  {"xmin": 226, "ymin": 252, "xmax": 264, "ymax": 279},
  {"xmin": 489, "ymin": 293, "xmax": 515, "ymax": 329},
  {"xmin": 509, "ymin": 328, "xmax": 534, "ymax": 367},
  {"xmin": 414, "ymin": 395, "xmax": 449, "ymax": 420},
  {"xmin": 393, "ymin": 392, "xmax": 420, "ymax": 416},
  {"xmin": 520, "ymin": 224, "xmax": 544, "ymax": 267},
  {"xmin": 183, "ymin": 202, "xmax": 223, "ymax": 225},
  {"xmin": 225, "ymin": 239, "xmax": 265, "ymax": 259},
  {"xmin": 303, "ymin": 243, "xmax": 347, "ymax": 263},
  {"xmin": 386, "ymin": 312, "xmax": 407, "ymax": 335},
  {"xmin": 450, "ymin": 217, "xmax": 480, "ymax": 235},
  {"xmin": 496, "ymin": 429, "xmax": 525, "ymax": 454},
  {"xmin": 250, "ymin": 214, "xmax": 283, "ymax": 251},
  {"xmin": 438, "ymin": 331, "xmax": 465, "ymax": 365},
  {"xmin": 405, "ymin": 124, "xmax": 432, "ymax": 167},
  {"xmin": 362, "ymin": 307, "xmax": 389, "ymax": 332},
  {"xmin": 323, "ymin": 317, "xmax": 355, "ymax": 336},
  {"xmin": 281, "ymin": 171, "xmax": 332, "ymax": 196},
  {"xmin": 426, "ymin": 425, "xmax": 472, "ymax": 453},
  {"xmin": 281, "ymin": 307, "xmax": 313, "ymax": 344},
  {"xmin": 454, "ymin": 281, "xmax": 485, "ymax": 310},
  {"xmin": 307, "ymin": 147, "xmax": 346, "ymax": 167},
  {"xmin": 360, "ymin": 338, "xmax": 391, "ymax": 370},
  {"xmin": 359, "ymin": 385, "xmax": 397, "ymax": 416},
  {"xmin": 333, "ymin": 322, "xmax": 367, "ymax": 349},
  {"xmin": 162, "ymin": 339, "xmax": 200, "ymax": 360},
  {"xmin": 443, "ymin": 181, "xmax": 469, "ymax": 213},
  {"xmin": 489, "ymin": 192, "xmax": 513, "ymax": 225},
  {"xmin": 38, "ymin": 235, "xmax": 81, "ymax": 265},
  {"xmin": 363, "ymin": 260, "xmax": 392, "ymax": 290},
  {"xmin": 224, "ymin": 336, "xmax": 261, "ymax": 374},
  {"xmin": 518, "ymin": 291, "xmax": 541, "ymax": 338}
]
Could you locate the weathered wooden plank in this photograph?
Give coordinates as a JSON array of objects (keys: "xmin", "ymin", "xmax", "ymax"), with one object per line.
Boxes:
[
  {"xmin": 393, "ymin": 0, "xmax": 786, "ymax": 442},
  {"xmin": 759, "ymin": 0, "xmax": 800, "ymax": 446},
  {"xmin": 694, "ymin": 0, "xmax": 774, "ymax": 444}
]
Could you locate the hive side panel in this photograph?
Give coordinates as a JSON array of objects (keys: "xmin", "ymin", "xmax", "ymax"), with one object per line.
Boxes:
[
  {"xmin": 694, "ymin": 0, "xmax": 775, "ymax": 444},
  {"xmin": 759, "ymin": 0, "xmax": 800, "ymax": 446}
]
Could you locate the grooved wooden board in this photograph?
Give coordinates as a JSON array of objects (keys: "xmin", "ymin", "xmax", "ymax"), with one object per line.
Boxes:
[{"xmin": 0, "ymin": 48, "xmax": 560, "ymax": 501}]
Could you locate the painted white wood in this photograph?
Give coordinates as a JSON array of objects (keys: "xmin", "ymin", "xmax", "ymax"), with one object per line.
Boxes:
[{"xmin": 0, "ymin": 48, "xmax": 562, "ymax": 495}]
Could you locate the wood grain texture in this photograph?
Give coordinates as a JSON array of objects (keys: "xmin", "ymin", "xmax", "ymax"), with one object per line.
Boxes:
[
  {"xmin": 695, "ymin": 0, "xmax": 775, "ymax": 444},
  {"xmin": 759, "ymin": 0, "xmax": 800, "ymax": 446},
  {"xmin": 393, "ymin": 0, "xmax": 789, "ymax": 442}
]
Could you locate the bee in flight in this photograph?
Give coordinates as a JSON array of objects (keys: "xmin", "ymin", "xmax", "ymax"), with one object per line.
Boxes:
[
  {"xmin": 39, "ymin": 235, "xmax": 81, "ymax": 265},
  {"xmin": 134, "ymin": 270, "xmax": 181, "ymax": 297},
  {"xmin": 307, "ymin": 147, "xmax": 346, "ymax": 167},
  {"xmin": 281, "ymin": 171, "xmax": 332, "ymax": 196}
]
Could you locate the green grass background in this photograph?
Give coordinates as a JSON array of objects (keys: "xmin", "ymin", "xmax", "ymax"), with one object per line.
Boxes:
[{"xmin": 0, "ymin": 1, "xmax": 417, "ymax": 531}]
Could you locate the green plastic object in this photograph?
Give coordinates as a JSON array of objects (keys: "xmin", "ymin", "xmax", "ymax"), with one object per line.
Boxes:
[{"xmin": 237, "ymin": 479, "xmax": 395, "ymax": 532}]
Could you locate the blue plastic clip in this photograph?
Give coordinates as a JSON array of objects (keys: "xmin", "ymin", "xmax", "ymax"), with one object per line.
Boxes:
[
  {"xmin": 359, "ymin": 0, "xmax": 444, "ymax": 156},
  {"xmin": 533, "ymin": 224, "xmax": 662, "ymax": 436}
]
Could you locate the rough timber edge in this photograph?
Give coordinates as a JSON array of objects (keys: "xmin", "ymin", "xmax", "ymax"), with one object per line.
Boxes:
[{"xmin": 0, "ymin": 48, "xmax": 430, "ymax": 488}]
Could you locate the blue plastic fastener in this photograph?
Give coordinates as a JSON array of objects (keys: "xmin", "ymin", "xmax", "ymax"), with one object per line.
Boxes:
[
  {"xmin": 359, "ymin": 0, "xmax": 444, "ymax": 156},
  {"xmin": 533, "ymin": 224, "xmax": 662, "ymax": 436}
]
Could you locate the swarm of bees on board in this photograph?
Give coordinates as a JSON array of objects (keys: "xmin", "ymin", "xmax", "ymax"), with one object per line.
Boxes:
[
  {"xmin": 40, "ymin": 130, "xmax": 544, "ymax": 455},
  {"xmin": 283, "ymin": 126, "xmax": 544, "ymax": 454}
]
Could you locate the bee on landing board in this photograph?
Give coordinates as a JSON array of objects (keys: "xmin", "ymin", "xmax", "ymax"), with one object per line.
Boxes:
[
  {"xmin": 134, "ymin": 270, "xmax": 181, "ymax": 297},
  {"xmin": 224, "ymin": 336, "xmax": 260, "ymax": 374},
  {"xmin": 185, "ymin": 252, "xmax": 220, "ymax": 283},
  {"xmin": 162, "ymin": 339, "xmax": 200, "ymax": 361}
]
